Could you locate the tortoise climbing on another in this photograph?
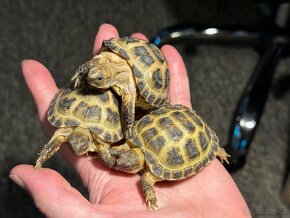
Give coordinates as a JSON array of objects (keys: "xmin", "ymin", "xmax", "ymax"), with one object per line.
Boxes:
[
  {"xmin": 35, "ymin": 85, "xmax": 124, "ymax": 169},
  {"xmin": 95, "ymin": 104, "xmax": 229, "ymax": 211},
  {"xmin": 71, "ymin": 37, "xmax": 170, "ymax": 137}
]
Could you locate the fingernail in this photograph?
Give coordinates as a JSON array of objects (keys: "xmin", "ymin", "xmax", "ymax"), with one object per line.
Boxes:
[
  {"xmin": 21, "ymin": 60, "xmax": 28, "ymax": 68},
  {"xmin": 9, "ymin": 174, "xmax": 26, "ymax": 190}
]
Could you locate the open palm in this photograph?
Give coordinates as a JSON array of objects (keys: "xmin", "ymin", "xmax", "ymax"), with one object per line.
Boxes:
[{"xmin": 10, "ymin": 24, "xmax": 250, "ymax": 218}]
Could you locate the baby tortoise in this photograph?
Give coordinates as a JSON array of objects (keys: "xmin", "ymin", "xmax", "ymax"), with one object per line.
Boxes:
[
  {"xmin": 96, "ymin": 104, "xmax": 229, "ymax": 211},
  {"xmin": 35, "ymin": 85, "xmax": 124, "ymax": 169},
  {"xmin": 71, "ymin": 37, "xmax": 169, "ymax": 137}
]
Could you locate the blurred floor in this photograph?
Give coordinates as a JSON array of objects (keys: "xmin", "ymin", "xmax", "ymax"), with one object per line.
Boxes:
[{"xmin": 1, "ymin": 0, "xmax": 289, "ymax": 217}]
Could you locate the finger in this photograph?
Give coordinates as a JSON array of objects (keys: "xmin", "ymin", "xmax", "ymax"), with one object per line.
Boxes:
[
  {"xmin": 9, "ymin": 165, "xmax": 101, "ymax": 218},
  {"xmin": 161, "ymin": 45, "xmax": 192, "ymax": 108},
  {"xmin": 93, "ymin": 23, "xmax": 119, "ymax": 55},
  {"xmin": 22, "ymin": 60, "xmax": 59, "ymax": 135},
  {"xmin": 131, "ymin": 32, "xmax": 148, "ymax": 40}
]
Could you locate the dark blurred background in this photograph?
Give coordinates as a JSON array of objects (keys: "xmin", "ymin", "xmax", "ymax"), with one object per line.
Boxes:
[{"xmin": 1, "ymin": 0, "xmax": 290, "ymax": 217}]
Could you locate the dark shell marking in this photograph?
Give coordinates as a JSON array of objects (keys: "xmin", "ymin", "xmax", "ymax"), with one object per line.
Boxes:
[
  {"xmin": 152, "ymin": 69, "xmax": 163, "ymax": 89},
  {"xmin": 159, "ymin": 117, "xmax": 173, "ymax": 128},
  {"xmin": 172, "ymin": 170, "xmax": 183, "ymax": 179},
  {"xmin": 152, "ymin": 164, "xmax": 163, "ymax": 177},
  {"xmin": 147, "ymin": 95, "xmax": 155, "ymax": 104},
  {"xmin": 167, "ymin": 126, "xmax": 183, "ymax": 141},
  {"xmin": 151, "ymin": 108, "xmax": 167, "ymax": 115},
  {"xmin": 199, "ymin": 132, "xmax": 208, "ymax": 151},
  {"xmin": 185, "ymin": 110, "xmax": 204, "ymax": 128},
  {"xmin": 131, "ymin": 135, "xmax": 143, "ymax": 148},
  {"xmin": 138, "ymin": 116, "xmax": 152, "ymax": 128},
  {"xmin": 148, "ymin": 43, "xmax": 165, "ymax": 63},
  {"xmin": 165, "ymin": 69, "xmax": 170, "ymax": 88},
  {"xmin": 106, "ymin": 108, "xmax": 120, "ymax": 123},
  {"xmin": 103, "ymin": 40, "xmax": 117, "ymax": 51},
  {"xmin": 123, "ymin": 37, "xmax": 139, "ymax": 43},
  {"xmin": 137, "ymin": 81, "xmax": 145, "ymax": 91},
  {"xmin": 103, "ymin": 133, "xmax": 112, "ymax": 142},
  {"xmin": 163, "ymin": 169, "xmax": 171, "ymax": 180},
  {"xmin": 60, "ymin": 97, "xmax": 76, "ymax": 110},
  {"xmin": 144, "ymin": 151, "xmax": 157, "ymax": 164},
  {"xmin": 64, "ymin": 119, "xmax": 80, "ymax": 127},
  {"xmin": 185, "ymin": 139, "xmax": 200, "ymax": 160},
  {"xmin": 73, "ymin": 102, "xmax": 102, "ymax": 120},
  {"xmin": 53, "ymin": 118, "xmax": 62, "ymax": 127},
  {"xmin": 149, "ymin": 136, "xmax": 165, "ymax": 153},
  {"xmin": 142, "ymin": 127, "xmax": 158, "ymax": 144},
  {"xmin": 118, "ymin": 49, "xmax": 129, "ymax": 60},
  {"xmin": 167, "ymin": 148, "xmax": 184, "ymax": 166},
  {"xmin": 133, "ymin": 65, "xmax": 143, "ymax": 78},
  {"xmin": 182, "ymin": 121, "xmax": 196, "ymax": 133},
  {"xmin": 142, "ymin": 89, "xmax": 149, "ymax": 98},
  {"xmin": 90, "ymin": 127, "xmax": 104, "ymax": 135},
  {"xmin": 183, "ymin": 166, "xmax": 193, "ymax": 177},
  {"xmin": 98, "ymin": 92, "xmax": 109, "ymax": 103}
]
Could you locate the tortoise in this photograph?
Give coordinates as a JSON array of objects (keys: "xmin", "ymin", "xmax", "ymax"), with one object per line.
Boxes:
[
  {"xmin": 71, "ymin": 37, "xmax": 170, "ymax": 138},
  {"xmin": 35, "ymin": 85, "xmax": 124, "ymax": 169},
  {"xmin": 95, "ymin": 104, "xmax": 229, "ymax": 211}
]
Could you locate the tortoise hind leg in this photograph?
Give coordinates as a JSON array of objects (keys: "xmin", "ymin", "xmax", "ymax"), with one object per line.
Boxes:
[
  {"xmin": 216, "ymin": 147, "xmax": 230, "ymax": 164},
  {"xmin": 35, "ymin": 128, "xmax": 73, "ymax": 169},
  {"xmin": 140, "ymin": 171, "xmax": 161, "ymax": 211},
  {"xmin": 95, "ymin": 144, "xmax": 116, "ymax": 168}
]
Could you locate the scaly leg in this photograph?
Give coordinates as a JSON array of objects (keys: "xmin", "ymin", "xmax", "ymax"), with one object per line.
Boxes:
[
  {"xmin": 95, "ymin": 143, "xmax": 144, "ymax": 173},
  {"xmin": 68, "ymin": 127, "xmax": 94, "ymax": 156},
  {"xmin": 71, "ymin": 58, "xmax": 98, "ymax": 88},
  {"xmin": 95, "ymin": 144, "xmax": 116, "ymax": 168},
  {"xmin": 35, "ymin": 128, "xmax": 73, "ymax": 169},
  {"xmin": 111, "ymin": 147, "xmax": 144, "ymax": 174},
  {"xmin": 217, "ymin": 147, "xmax": 230, "ymax": 164},
  {"xmin": 121, "ymin": 93, "xmax": 135, "ymax": 138},
  {"xmin": 140, "ymin": 171, "xmax": 161, "ymax": 211}
]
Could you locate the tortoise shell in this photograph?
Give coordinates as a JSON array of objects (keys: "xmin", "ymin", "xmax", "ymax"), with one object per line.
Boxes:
[
  {"xmin": 129, "ymin": 104, "xmax": 220, "ymax": 181},
  {"xmin": 102, "ymin": 37, "xmax": 170, "ymax": 107},
  {"xmin": 48, "ymin": 85, "xmax": 124, "ymax": 143}
]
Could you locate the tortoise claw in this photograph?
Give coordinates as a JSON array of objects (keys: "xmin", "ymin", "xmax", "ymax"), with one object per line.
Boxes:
[{"xmin": 146, "ymin": 195, "xmax": 159, "ymax": 211}]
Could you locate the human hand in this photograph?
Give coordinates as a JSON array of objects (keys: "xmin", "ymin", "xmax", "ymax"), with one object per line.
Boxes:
[{"xmin": 10, "ymin": 24, "xmax": 250, "ymax": 218}]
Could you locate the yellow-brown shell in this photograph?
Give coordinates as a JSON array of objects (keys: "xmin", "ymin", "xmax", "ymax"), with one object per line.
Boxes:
[
  {"xmin": 129, "ymin": 104, "xmax": 220, "ymax": 180},
  {"xmin": 102, "ymin": 37, "xmax": 169, "ymax": 107},
  {"xmin": 48, "ymin": 85, "xmax": 123, "ymax": 143}
]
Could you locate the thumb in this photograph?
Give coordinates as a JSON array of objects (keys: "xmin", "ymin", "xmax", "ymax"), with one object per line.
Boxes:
[{"xmin": 10, "ymin": 165, "xmax": 96, "ymax": 218}]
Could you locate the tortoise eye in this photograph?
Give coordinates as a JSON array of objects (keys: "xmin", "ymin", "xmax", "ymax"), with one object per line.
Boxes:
[{"xmin": 96, "ymin": 72, "xmax": 104, "ymax": 81}]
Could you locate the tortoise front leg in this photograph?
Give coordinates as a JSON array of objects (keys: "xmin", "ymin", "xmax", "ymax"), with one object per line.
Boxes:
[
  {"xmin": 35, "ymin": 128, "xmax": 73, "ymax": 169},
  {"xmin": 71, "ymin": 58, "xmax": 99, "ymax": 88},
  {"xmin": 121, "ymin": 93, "xmax": 136, "ymax": 138}
]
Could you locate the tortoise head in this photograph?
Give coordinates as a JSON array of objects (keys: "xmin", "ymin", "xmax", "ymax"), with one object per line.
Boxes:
[
  {"xmin": 86, "ymin": 52, "xmax": 129, "ymax": 89},
  {"xmin": 86, "ymin": 62, "xmax": 112, "ymax": 89}
]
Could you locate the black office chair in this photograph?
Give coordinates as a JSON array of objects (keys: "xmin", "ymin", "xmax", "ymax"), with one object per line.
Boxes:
[{"xmin": 151, "ymin": 2, "xmax": 290, "ymax": 172}]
